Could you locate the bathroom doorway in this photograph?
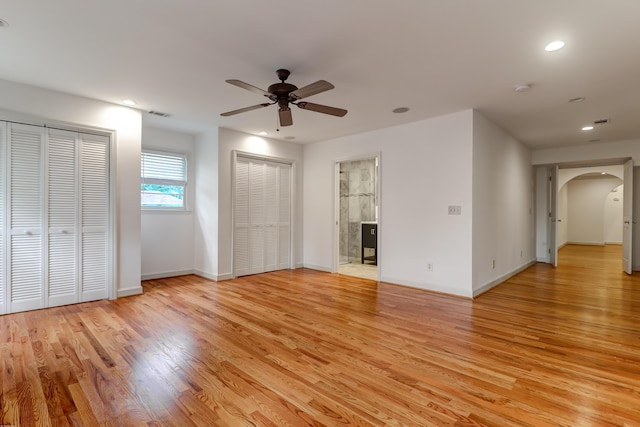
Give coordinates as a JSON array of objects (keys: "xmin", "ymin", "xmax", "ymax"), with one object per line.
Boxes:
[{"xmin": 335, "ymin": 155, "xmax": 379, "ymax": 281}]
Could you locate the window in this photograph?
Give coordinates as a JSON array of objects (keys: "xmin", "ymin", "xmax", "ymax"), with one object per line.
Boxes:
[{"xmin": 141, "ymin": 150, "xmax": 187, "ymax": 209}]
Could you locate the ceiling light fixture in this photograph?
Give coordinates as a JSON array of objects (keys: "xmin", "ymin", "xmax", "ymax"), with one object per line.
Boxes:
[
  {"xmin": 582, "ymin": 126, "xmax": 594, "ymax": 131},
  {"xmin": 258, "ymin": 131, "xmax": 267, "ymax": 136},
  {"xmin": 392, "ymin": 107, "xmax": 410, "ymax": 114},
  {"xmin": 122, "ymin": 99, "xmax": 136, "ymax": 106},
  {"xmin": 545, "ymin": 40, "xmax": 565, "ymax": 52}
]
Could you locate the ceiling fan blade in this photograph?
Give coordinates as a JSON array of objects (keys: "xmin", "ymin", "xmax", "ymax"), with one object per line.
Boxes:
[
  {"xmin": 289, "ymin": 80, "xmax": 334, "ymax": 100},
  {"xmin": 279, "ymin": 108, "xmax": 293, "ymax": 127},
  {"xmin": 220, "ymin": 103, "xmax": 272, "ymax": 117},
  {"xmin": 297, "ymin": 101, "xmax": 347, "ymax": 117},
  {"xmin": 226, "ymin": 79, "xmax": 273, "ymax": 99}
]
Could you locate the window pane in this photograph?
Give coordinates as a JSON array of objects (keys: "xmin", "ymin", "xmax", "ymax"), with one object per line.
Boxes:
[{"xmin": 141, "ymin": 183, "xmax": 184, "ymax": 208}]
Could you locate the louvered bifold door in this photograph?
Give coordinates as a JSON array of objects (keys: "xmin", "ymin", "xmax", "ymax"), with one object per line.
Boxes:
[
  {"xmin": 249, "ymin": 161, "xmax": 266, "ymax": 275},
  {"xmin": 8, "ymin": 123, "xmax": 45, "ymax": 313},
  {"xmin": 79, "ymin": 134, "xmax": 109, "ymax": 302},
  {"xmin": 47, "ymin": 129, "xmax": 78, "ymax": 307},
  {"xmin": 277, "ymin": 164, "xmax": 291, "ymax": 270},
  {"xmin": 264, "ymin": 163, "xmax": 278, "ymax": 272},
  {"xmin": 234, "ymin": 158, "xmax": 250, "ymax": 277},
  {"xmin": 0, "ymin": 122, "xmax": 6, "ymax": 314}
]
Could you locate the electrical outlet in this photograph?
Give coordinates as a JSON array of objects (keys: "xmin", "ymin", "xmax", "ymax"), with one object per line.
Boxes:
[
  {"xmin": 427, "ymin": 263, "xmax": 433, "ymax": 272},
  {"xmin": 448, "ymin": 205, "xmax": 462, "ymax": 215}
]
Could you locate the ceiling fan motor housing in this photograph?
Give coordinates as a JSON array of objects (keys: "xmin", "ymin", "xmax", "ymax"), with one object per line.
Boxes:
[{"xmin": 268, "ymin": 82, "xmax": 298, "ymax": 100}]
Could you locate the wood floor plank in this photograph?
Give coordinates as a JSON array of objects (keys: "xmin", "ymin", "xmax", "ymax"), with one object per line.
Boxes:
[{"xmin": 1, "ymin": 244, "xmax": 640, "ymax": 425}]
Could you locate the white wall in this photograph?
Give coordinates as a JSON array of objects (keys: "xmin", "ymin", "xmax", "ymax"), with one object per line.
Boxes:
[
  {"xmin": 471, "ymin": 111, "xmax": 534, "ymax": 295},
  {"xmin": 141, "ymin": 126, "xmax": 196, "ymax": 279},
  {"xmin": 605, "ymin": 185, "xmax": 623, "ymax": 244},
  {"xmin": 532, "ymin": 139, "xmax": 640, "ymax": 165},
  {"xmin": 193, "ymin": 129, "xmax": 219, "ymax": 280},
  {"xmin": 0, "ymin": 79, "xmax": 142, "ymax": 297},
  {"xmin": 304, "ymin": 110, "xmax": 474, "ymax": 297},
  {"xmin": 216, "ymin": 128, "xmax": 304, "ymax": 280},
  {"xmin": 566, "ymin": 177, "xmax": 622, "ymax": 245}
]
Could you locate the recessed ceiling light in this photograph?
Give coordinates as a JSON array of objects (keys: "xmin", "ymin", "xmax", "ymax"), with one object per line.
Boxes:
[
  {"xmin": 582, "ymin": 126, "xmax": 594, "ymax": 131},
  {"xmin": 601, "ymin": 172, "xmax": 606, "ymax": 175},
  {"xmin": 122, "ymin": 99, "xmax": 136, "ymax": 106},
  {"xmin": 0, "ymin": 19, "xmax": 9, "ymax": 27},
  {"xmin": 569, "ymin": 97, "xmax": 585, "ymax": 103},
  {"xmin": 392, "ymin": 107, "xmax": 410, "ymax": 114},
  {"xmin": 545, "ymin": 40, "xmax": 565, "ymax": 52},
  {"xmin": 258, "ymin": 131, "xmax": 267, "ymax": 136}
]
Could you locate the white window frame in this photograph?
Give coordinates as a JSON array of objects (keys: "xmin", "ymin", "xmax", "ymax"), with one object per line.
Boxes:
[{"xmin": 141, "ymin": 149, "xmax": 188, "ymax": 211}]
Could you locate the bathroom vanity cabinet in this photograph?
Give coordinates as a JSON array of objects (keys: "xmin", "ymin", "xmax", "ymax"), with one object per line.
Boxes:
[{"xmin": 361, "ymin": 222, "xmax": 377, "ymax": 265}]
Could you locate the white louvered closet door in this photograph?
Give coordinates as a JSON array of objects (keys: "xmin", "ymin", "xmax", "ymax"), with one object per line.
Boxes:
[
  {"xmin": 1, "ymin": 122, "xmax": 110, "ymax": 314},
  {"xmin": 277, "ymin": 164, "xmax": 291, "ymax": 270},
  {"xmin": 264, "ymin": 163, "xmax": 278, "ymax": 272},
  {"xmin": 234, "ymin": 156, "xmax": 291, "ymax": 277},
  {"xmin": 80, "ymin": 134, "xmax": 109, "ymax": 302},
  {"xmin": 47, "ymin": 129, "xmax": 78, "ymax": 307},
  {"xmin": 0, "ymin": 123, "xmax": 5, "ymax": 314},
  {"xmin": 234, "ymin": 159, "xmax": 250, "ymax": 277},
  {"xmin": 9, "ymin": 123, "xmax": 45, "ymax": 313},
  {"xmin": 249, "ymin": 161, "xmax": 266, "ymax": 275}
]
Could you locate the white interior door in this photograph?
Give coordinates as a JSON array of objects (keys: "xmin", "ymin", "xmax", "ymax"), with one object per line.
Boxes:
[
  {"xmin": 277, "ymin": 164, "xmax": 291, "ymax": 270},
  {"xmin": 47, "ymin": 129, "xmax": 78, "ymax": 307},
  {"xmin": 1, "ymin": 122, "xmax": 110, "ymax": 314},
  {"xmin": 234, "ymin": 156, "xmax": 291, "ymax": 277},
  {"xmin": 0, "ymin": 123, "xmax": 5, "ymax": 314},
  {"xmin": 79, "ymin": 133, "xmax": 110, "ymax": 301},
  {"xmin": 9, "ymin": 123, "xmax": 44, "ymax": 313},
  {"xmin": 548, "ymin": 166, "xmax": 558, "ymax": 267},
  {"xmin": 623, "ymin": 159, "xmax": 633, "ymax": 274},
  {"xmin": 249, "ymin": 161, "xmax": 266, "ymax": 275}
]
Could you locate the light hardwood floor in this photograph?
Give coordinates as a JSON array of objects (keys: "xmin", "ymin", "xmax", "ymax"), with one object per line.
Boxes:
[{"xmin": 1, "ymin": 244, "xmax": 639, "ymax": 426}]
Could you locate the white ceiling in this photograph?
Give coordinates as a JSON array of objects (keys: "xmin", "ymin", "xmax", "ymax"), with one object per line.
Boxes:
[{"xmin": 1, "ymin": 0, "xmax": 639, "ymax": 148}]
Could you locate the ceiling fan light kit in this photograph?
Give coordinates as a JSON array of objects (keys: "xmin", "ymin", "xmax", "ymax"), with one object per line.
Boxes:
[{"xmin": 221, "ymin": 69, "xmax": 347, "ymax": 127}]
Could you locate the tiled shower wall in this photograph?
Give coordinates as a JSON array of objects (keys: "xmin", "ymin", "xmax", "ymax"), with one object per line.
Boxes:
[{"xmin": 339, "ymin": 158, "xmax": 377, "ymax": 263}]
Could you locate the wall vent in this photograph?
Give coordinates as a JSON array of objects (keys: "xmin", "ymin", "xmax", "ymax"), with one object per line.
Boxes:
[
  {"xmin": 148, "ymin": 110, "xmax": 171, "ymax": 118},
  {"xmin": 593, "ymin": 118, "xmax": 609, "ymax": 125}
]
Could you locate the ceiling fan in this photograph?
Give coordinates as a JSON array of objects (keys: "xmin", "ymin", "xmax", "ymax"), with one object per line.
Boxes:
[{"xmin": 220, "ymin": 69, "xmax": 347, "ymax": 127}]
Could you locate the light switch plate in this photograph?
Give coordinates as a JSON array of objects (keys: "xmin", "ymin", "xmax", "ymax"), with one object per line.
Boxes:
[{"xmin": 448, "ymin": 205, "xmax": 462, "ymax": 215}]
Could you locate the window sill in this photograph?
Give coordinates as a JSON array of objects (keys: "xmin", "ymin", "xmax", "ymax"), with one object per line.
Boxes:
[{"xmin": 142, "ymin": 208, "xmax": 192, "ymax": 214}]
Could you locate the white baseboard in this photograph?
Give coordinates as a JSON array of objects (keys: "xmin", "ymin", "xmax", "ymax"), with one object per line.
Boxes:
[
  {"xmin": 117, "ymin": 286, "xmax": 143, "ymax": 298},
  {"xmin": 379, "ymin": 275, "xmax": 472, "ymax": 298},
  {"xmin": 567, "ymin": 241, "xmax": 605, "ymax": 246},
  {"xmin": 473, "ymin": 259, "xmax": 537, "ymax": 298},
  {"xmin": 141, "ymin": 269, "xmax": 196, "ymax": 281},
  {"xmin": 302, "ymin": 263, "xmax": 333, "ymax": 273}
]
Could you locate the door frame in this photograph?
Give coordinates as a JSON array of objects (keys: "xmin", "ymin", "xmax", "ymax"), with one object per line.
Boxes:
[
  {"xmin": 231, "ymin": 150, "xmax": 296, "ymax": 279},
  {"xmin": 0, "ymin": 119, "xmax": 116, "ymax": 314},
  {"xmin": 535, "ymin": 159, "xmax": 633, "ymax": 272},
  {"xmin": 332, "ymin": 152, "xmax": 381, "ymax": 280}
]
